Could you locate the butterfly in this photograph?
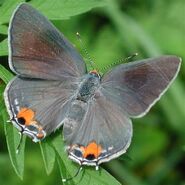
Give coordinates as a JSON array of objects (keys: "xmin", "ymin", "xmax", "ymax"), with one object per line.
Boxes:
[{"xmin": 4, "ymin": 3, "xmax": 181, "ymax": 168}]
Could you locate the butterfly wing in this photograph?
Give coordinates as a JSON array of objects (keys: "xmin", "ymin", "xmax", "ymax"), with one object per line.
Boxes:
[
  {"xmin": 6, "ymin": 3, "xmax": 87, "ymax": 141},
  {"xmin": 9, "ymin": 3, "xmax": 86, "ymax": 80},
  {"xmin": 4, "ymin": 77, "xmax": 78, "ymax": 142},
  {"xmin": 63, "ymin": 55, "xmax": 181, "ymax": 165},
  {"xmin": 101, "ymin": 55, "xmax": 181, "ymax": 118},
  {"xmin": 63, "ymin": 94, "xmax": 132, "ymax": 165}
]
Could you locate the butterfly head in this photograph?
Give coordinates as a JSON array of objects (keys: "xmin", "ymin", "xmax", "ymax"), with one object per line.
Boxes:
[{"xmin": 89, "ymin": 69, "xmax": 101, "ymax": 79}]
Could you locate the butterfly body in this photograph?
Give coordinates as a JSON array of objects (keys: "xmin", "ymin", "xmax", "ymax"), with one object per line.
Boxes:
[
  {"xmin": 63, "ymin": 71, "xmax": 105, "ymax": 166},
  {"xmin": 77, "ymin": 71, "xmax": 101, "ymax": 102}
]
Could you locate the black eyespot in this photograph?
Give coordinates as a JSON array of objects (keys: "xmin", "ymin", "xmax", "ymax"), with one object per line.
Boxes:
[
  {"xmin": 86, "ymin": 154, "xmax": 95, "ymax": 160},
  {"xmin": 17, "ymin": 117, "xmax": 26, "ymax": 125}
]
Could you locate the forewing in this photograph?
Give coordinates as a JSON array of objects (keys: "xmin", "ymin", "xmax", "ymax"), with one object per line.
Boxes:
[
  {"xmin": 4, "ymin": 77, "xmax": 77, "ymax": 140},
  {"xmin": 63, "ymin": 95, "xmax": 132, "ymax": 165},
  {"xmin": 101, "ymin": 55, "xmax": 181, "ymax": 117},
  {"xmin": 9, "ymin": 3, "xmax": 86, "ymax": 80}
]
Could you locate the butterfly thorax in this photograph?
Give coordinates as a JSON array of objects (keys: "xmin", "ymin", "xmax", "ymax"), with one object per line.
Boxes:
[{"xmin": 76, "ymin": 71, "xmax": 100, "ymax": 102}]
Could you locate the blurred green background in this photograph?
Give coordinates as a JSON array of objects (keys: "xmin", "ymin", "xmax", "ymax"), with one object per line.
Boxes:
[{"xmin": 0, "ymin": 0, "xmax": 185, "ymax": 185}]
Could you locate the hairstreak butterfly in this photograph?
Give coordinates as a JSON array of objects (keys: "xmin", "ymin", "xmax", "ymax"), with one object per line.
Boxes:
[{"xmin": 4, "ymin": 3, "xmax": 181, "ymax": 169}]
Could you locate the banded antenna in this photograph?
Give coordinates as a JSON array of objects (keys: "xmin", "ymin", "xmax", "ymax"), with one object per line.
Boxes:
[
  {"xmin": 76, "ymin": 32, "xmax": 98, "ymax": 71},
  {"xmin": 100, "ymin": 53, "xmax": 138, "ymax": 73}
]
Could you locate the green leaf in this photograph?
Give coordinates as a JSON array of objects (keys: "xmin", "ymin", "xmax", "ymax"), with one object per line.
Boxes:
[
  {"xmin": 128, "ymin": 123, "xmax": 168, "ymax": 166},
  {"xmin": 0, "ymin": 64, "xmax": 14, "ymax": 83},
  {"xmin": 0, "ymin": 39, "xmax": 8, "ymax": 56},
  {"xmin": 0, "ymin": 0, "xmax": 5, "ymax": 6},
  {"xmin": 104, "ymin": 0, "xmax": 161, "ymax": 57},
  {"xmin": 0, "ymin": 81, "xmax": 6, "ymax": 120},
  {"xmin": 52, "ymin": 133, "xmax": 121, "ymax": 185},
  {"xmin": 30, "ymin": 0, "xmax": 106, "ymax": 20},
  {"xmin": 0, "ymin": 0, "xmax": 25, "ymax": 24},
  {"xmin": 0, "ymin": 64, "xmax": 26, "ymax": 179},
  {"xmin": 40, "ymin": 139, "xmax": 56, "ymax": 175},
  {"xmin": 91, "ymin": 25, "xmax": 124, "ymax": 71},
  {"xmin": 56, "ymin": 155, "xmax": 70, "ymax": 183},
  {"xmin": 0, "ymin": 0, "xmax": 105, "ymax": 25},
  {"xmin": 0, "ymin": 24, "xmax": 8, "ymax": 34},
  {"xmin": 2, "ymin": 108, "xmax": 26, "ymax": 180}
]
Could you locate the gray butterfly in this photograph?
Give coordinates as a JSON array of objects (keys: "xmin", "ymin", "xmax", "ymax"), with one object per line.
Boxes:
[{"xmin": 4, "ymin": 3, "xmax": 181, "ymax": 167}]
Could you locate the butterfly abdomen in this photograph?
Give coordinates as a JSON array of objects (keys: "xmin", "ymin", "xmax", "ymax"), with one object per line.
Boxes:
[
  {"xmin": 63, "ymin": 100, "xmax": 87, "ymax": 142},
  {"xmin": 64, "ymin": 74, "xmax": 100, "ymax": 143}
]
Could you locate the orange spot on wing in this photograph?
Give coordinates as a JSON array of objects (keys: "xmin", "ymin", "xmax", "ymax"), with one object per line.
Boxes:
[
  {"xmin": 81, "ymin": 142, "xmax": 102, "ymax": 159},
  {"xmin": 37, "ymin": 132, "xmax": 44, "ymax": 139},
  {"xmin": 17, "ymin": 108, "xmax": 35, "ymax": 125},
  {"xmin": 36, "ymin": 127, "xmax": 45, "ymax": 139},
  {"xmin": 16, "ymin": 108, "xmax": 46, "ymax": 140}
]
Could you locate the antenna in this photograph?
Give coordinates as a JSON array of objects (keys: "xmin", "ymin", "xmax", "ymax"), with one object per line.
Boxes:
[
  {"xmin": 76, "ymin": 32, "xmax": 98, "ymax": 70},
  {"xmin": 100, "ymin": 53, "xmax": 138, "ymax": 73},
  {"xmin": 126, "ymin": 53, "xmax": 138, "ymax": 61},
  {"xmin": 62, "ymin": 165, "xmax": 83, "ymax": 183}
]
